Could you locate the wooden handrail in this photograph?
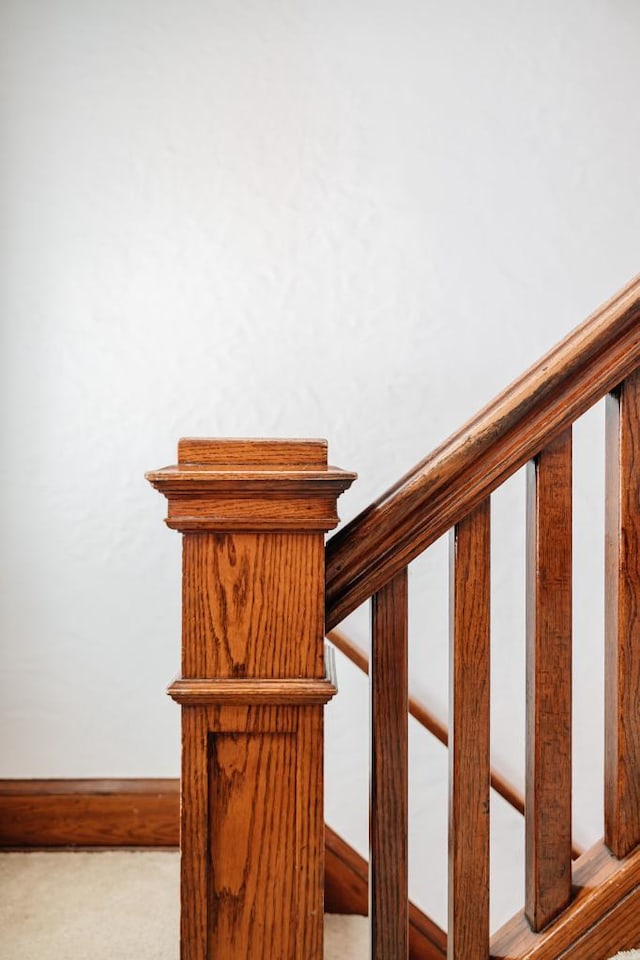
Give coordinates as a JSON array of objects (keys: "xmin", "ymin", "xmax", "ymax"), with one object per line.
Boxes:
[{"xmin": 326, "ymin": 275, "xmax": 640, "ymax": 629}]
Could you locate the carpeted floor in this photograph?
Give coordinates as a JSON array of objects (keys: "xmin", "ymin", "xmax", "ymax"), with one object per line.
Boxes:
[
  {"xmin": 0, "ymin": 851, "xmax": 367, "ymax": 959},
  {"xmin": 1, "ymin": 851, "xmax": 639, "ymax": 960}
]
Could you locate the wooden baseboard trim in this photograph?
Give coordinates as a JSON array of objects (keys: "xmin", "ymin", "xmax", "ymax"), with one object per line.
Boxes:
[{"xmin": 0, "ymin": 779, "xmax": 179, "ymax": 848}]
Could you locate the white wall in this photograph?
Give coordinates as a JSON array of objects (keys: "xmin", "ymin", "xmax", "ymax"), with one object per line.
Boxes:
[{"xmin": 2, "ymin": 0, "xmax": 640, "ymax": 931}]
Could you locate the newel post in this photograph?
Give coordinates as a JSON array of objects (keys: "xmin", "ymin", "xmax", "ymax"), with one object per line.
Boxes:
[{"xmin": 146, "ymin": 438, "xmax": 355, "ymax": 960}]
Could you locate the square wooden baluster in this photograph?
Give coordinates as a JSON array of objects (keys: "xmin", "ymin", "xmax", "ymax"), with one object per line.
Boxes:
[
  {"xmin": 370, "ymin": 568, "xmax": 409, "ymax": 960},
  {"xmin": 605, "ymin": 372, "xmax": 640, "ymax": 858},
  {"xmin": 525, "ymin": 429, "xmax": 573, "ymax": 931},
  {"xmin": 448, "ymin": 500, "xmax": 491, "ymax": 960}
]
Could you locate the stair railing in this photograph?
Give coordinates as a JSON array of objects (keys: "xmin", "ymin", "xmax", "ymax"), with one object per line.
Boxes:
[{"xmin": 148, "ymin": 273, "xmax": 640, "ymax": 960}]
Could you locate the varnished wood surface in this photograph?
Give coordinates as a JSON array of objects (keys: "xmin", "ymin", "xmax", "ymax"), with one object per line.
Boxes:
[
  {"xmin": 176, "ymin": 704, "xmax": 325, "ymax": 960},
  {"xmin": 525, "ymin": 430, "xmax": 573, "ymax": 930},
  {"xmin": 556, "ymin": 884, "xmax": 640, "ymax": 960},
  {"xmin": 0, "ymin": 779, "xmax": 179, "ymax": 848},
  {"xmin": 296, "ymin": 707, "xmax": 325, "ymax": 960},
  {"xmin": 146, "ymin": 438, "xmax": 356, "ymax": 534},
  {"xmin": 370, "ymin": 569, "xmax": 409, "ymax": 960},
  {"xmin": 168, "ymin": 647, "xmax": 337, "ymax": 704},
  {"xmin": 605, "ymin": 370, "xmax": 640, "ymax": 858},
  {"xmin": 177, "ymin": 437, "xmax": 329, "ymax": 467},
  {"xmin": 208, "ymin": 722, "xmax": 297, "ymax": 957},
  {"xmin": 326, "ymin": 275, "xmax": 640, "ymax": 628},
  {"xmin": 181, "ymin": 533, "xmax": 325, "ymax": 679},
  {"xmin": 448, "ymin": 501, "xmax": 491, "ymax": 960},
  {"xmin": 164, "ymin": 492, "xmax": 351, "ymax": 532},
  {"xmin": 490, "ymin": 839, "xmax": 640, "ymax": 959},
  {"xmin": 181, "ymin": 709, "xmax": 208, "ymax": 959},
  {"xmin": 178, "ymin": 704, "xmax": 326, "ymax": 960}
]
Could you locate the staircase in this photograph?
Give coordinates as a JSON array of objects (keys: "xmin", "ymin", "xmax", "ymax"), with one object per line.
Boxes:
[{"xmin": 147, "ymin": 274, "xmax": 640, "ymax": 959}]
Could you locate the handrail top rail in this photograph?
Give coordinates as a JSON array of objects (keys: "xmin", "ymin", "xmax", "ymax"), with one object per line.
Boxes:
[{"xmin": 326, "ymin": 273, "xmax": 640, "ymax": 629}]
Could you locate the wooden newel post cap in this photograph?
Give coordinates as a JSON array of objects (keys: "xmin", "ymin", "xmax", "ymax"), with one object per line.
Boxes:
[{"xmin": 145, "ymin": 437, "xmax": 356, "ymax": 532}]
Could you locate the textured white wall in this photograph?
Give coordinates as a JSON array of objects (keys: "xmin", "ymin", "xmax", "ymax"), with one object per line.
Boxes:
[{"xmin": 2, "ymin": 0, "xmax": 640, "ymax": 931}]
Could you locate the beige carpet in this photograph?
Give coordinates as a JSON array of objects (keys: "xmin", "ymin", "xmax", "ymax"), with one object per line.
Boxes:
[
  {"xmin": 2, "ymin": 851, "xmax": 639, "ymax": 959},
  {"xmin": 0, "ymin": 851, "xmax": 367, "ymax": 959}
]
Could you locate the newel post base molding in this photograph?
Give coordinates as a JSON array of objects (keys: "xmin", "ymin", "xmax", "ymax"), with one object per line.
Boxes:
[{"xmin": 147, "ymin": 438, "xmax": 355, "ymax": 960}]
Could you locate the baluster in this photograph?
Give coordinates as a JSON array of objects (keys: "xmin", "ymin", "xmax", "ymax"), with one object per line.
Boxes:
[
  {"xmin": 605, "ymin": 371, "xmax": 640, "ymax": 858},
  {"xmin": 448, "ymin": 500, "xmax": 491, "ymax": 960},
  {"xmin": 370, "ymin": 568, "xmax": 409, "ymax": 960},
  {"xmin": 525, "ymin": 429, "xmax": 573, "ymax": 930}
]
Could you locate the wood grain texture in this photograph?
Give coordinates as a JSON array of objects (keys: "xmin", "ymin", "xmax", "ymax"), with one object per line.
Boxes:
[
  {"xmin": 146, "ymin": 439, "xmax": 356, "ymax": 534},
  {"xmin": 0, "ymin": 779, "xmax": 179, "ymax": 848},
  {"xmin": 490, "ymin": 840, "xmax": 640, "ymax": 960},
  {"xmin": 326, "ymin": 275, "xmax": 640, "ymax": 629},
  {"xmin": 525, "ymin": 430, "xmax": 573, "ymax": 930},
  {"xmin": 449, "ymin": 501, "xmax": 491, "ymax": 960},
  {"xmin": 181, "ymin": 708, "xmax": 209, "ymax": 960},
  {"xmin": 179, "ymin": 703, "xmax": 321, "ymax": 960},
  {"xmin": 295, "ymin": 707, "xmax": 325, "ymax": 960},
  {"xmin": 190, "ymin": 704, "xmax": 324, "ymax": 960},
  {"xmin": 182, "ymin": 532, "xmax": 326, "ymax": 679},
  {"xmin": 208, "ymin": 729, "xmax": 297, "ymax": 956},
  {"xmin": 605, "ymin": 370, "xmax": 640, "ymax": 858},
  {"xmin": 164, "ymin": 493, "xmax": 349, "ymax": 532},
  {"xmin": 370, "ymin": 568, "xmax": 409, "ymax": 960},
  {"xmin": 177, "ymin": 438, "xmax": 329, "ymax": 467},
  {"xmin": 556, "ymin": 886, "xmax": 640, "ymax": 960},
  {"xmin": 168, "ymin": 646, "xmax": 337, "ymax": 704}
]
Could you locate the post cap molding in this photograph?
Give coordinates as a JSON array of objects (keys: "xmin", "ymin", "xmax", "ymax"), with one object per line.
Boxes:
[{"xmin": 146, "ymin": 438, "xmax": 356, "ymax": 532}]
